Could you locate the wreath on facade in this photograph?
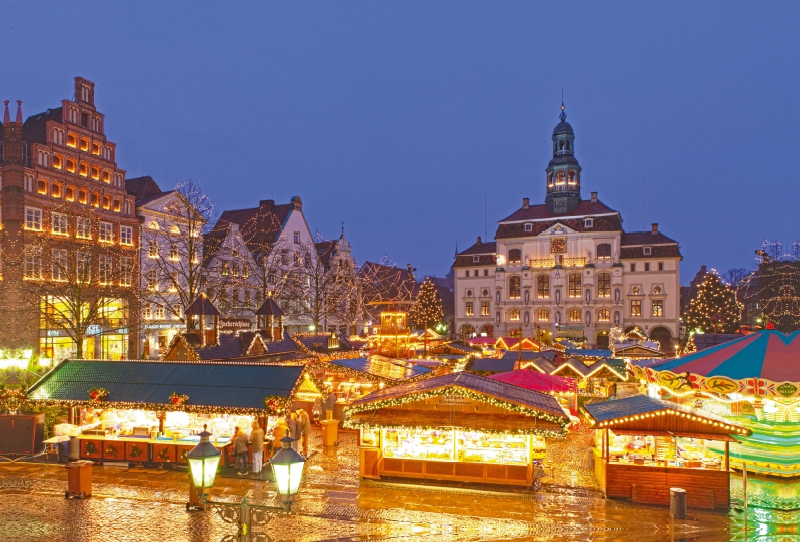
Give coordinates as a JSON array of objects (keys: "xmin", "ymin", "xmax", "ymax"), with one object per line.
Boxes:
[
  {"xmin": 88, "ymin": 388, "xmax": 109, "ymax": 402},
  {"xmin": 263, "ymin": 395, "xmax": 286, "ymax": 414},
  {"xmin": 169, "ymin": 391, "xmax": 189, "ymax": 407}
]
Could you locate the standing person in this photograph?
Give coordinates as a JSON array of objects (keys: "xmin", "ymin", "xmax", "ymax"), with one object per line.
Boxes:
[
  {"xmin": 234, "ymin": 429, "xmax": 250, "ymax": 475},
  {"xmin": 313, "ymin": 396, "xmax": 323, "ymax": 425},
  {"xmin": 297, "ymin": 408, "xmax": 312, "ymax": 457},
  {"xmin": 249, "ymin": 420, "xmax": 265, "ymax": 475},
  {"xmin": 324, "ymin": 391, "xmax": 337, "ymax": 421},
  {"xmin": 288, "ymin": 412, "xmax": 302, "ymax": 452},
  {"xmin": 272, "ymin": 417, "xmax": 289, "ymax": 456}
]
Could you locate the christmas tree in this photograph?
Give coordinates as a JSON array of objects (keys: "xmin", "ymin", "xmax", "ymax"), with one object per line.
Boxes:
[
  {"xmin": 409, "ymin": 278, "xmax": 444, "ymax": 330},
  {"xmin": 683, "ymin": 334, "xmax": 697, "ymax": 355},
  {"xmin": 685, "ymin": 271, "xmax": 741, "ymax": 334}
]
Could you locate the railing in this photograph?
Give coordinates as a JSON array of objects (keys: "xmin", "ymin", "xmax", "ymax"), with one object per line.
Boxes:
[{"xmin": 526, "ymin": 257, "xmax": 586, "ymax": 269}]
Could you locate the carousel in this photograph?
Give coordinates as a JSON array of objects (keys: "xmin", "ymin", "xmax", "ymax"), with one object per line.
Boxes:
[{"xmin": 630, "ymin": 329, "xmax": 800, "ymax": 478}]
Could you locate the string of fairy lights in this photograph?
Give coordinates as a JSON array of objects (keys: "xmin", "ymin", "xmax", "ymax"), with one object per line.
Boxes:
[{"xmin": 685, "ymin": 269, "xmax": 740, "ymax": 334}]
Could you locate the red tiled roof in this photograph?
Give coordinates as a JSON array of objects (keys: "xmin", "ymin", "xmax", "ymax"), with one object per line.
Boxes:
[
  {"xmin": 499, "ymin": 199, "xmax": 619, "ymax": 223},
  {"xmin": 215, "ymin": 201, "xmax": 292, "ymax": 255},
  {"xmin": 457, "ymin": 241, "xmax": 497, "ymax": 256},
  {"xmin": 126, "ymin": 176, "xmax": 164, "ymax": 204},
  {"xmin": 621, "ymin": 231, "xmax": 679, "ymax": 246},
  {"xmin": 202, "ymin": 229, "xmax": 229, "ymax": 267},
  {"xmin": 620, "ymin": 245, "xmax": 682, "ymax": 259},
  {"xmin": 453, "ymin": 254, "xmax": 496, "ymax": 268},
  {"xmin": 496, "ymin": 214, "xmax": 622, "ymax": 239},
  {"xmin": 22, "ymin": 108, "xmax": 64, "ymax": 146}
]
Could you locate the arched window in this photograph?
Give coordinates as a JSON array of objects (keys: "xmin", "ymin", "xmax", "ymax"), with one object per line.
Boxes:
[
  {"xmin": 537, "ymin": 309, "xmax": 549, "ymax": 322},
  {"xmin": 598, "ymin": 309, "xmax": 610, "ymax": 322},
  {"xmin": 568, "ymin": 170, "xmax": 576, "ymax": 183},
  {"xmin": 596, "ymin": 243, "xmax": 612, "ymax": 259},
  {"xmin": 566, "ymin": 141, "xmax": 571, "ymax": 150},
  {"xmin": 509, "ymin": 309, "xmax": 520, "ymax": 321},
  {"xmin": 461, "ymin": 324, "xmax": 476, "ymax": 340},
  {"xmin": 509, "ymin": 276, "xmax": 521, "ymax": 299},
  {"xmin": 556, "ymin": 171, "xmax": 565, "ymax": 184},
  {"xmin": 597, "ymin": 273, "xmax": 611, "ymax": 298},
  {"xmin": 568, "ymin": 273, "xmax": 581, "ymax": 297},
  {"xmin": 508, "ymin": 249, "xmax": 522, "ymax": 264},
  {"xmin": 559, "ymin": 141, "xmax": 565, "ymax": 150},
  {"xmin": 548, "ymin": 172, "xmax": 553, "ymax": 185},
  {"xmin": 569, "ymin": 309, "xmax": 581, "ymax": 322},
  {"xmin": 537, "ymin": 275, "xmax": 549, "ymax": 298}
]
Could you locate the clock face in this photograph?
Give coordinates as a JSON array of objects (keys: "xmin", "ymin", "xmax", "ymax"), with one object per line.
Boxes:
[{"xmin": 551, "ymin": 237, "xmax": 567, "ymax": 254}]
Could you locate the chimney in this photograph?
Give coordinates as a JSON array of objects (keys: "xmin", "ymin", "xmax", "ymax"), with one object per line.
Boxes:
[
  {"xmin": 477, "ymin": 236, "xmax": 482, "ymax": 245},
  {"xmin": 3, "ymin": 101, "xmax": 9, "ymax": 124},
  {"xmin": 15, "ymin": 100, "xmax": 22, "ymax": 124},
  {"xmin": 259, "ymin": 199, "xmax": 275, "ymax": 212},
  {"xmin": 522, "ymin": 198, "xmax": 530, "ymax": 209},
  {"xmin": 651, "ymin": 223, "xmax": 659, "ymax": 235},
  {"xmin": 591, "ymin": 191, "xmax": 598, "ymax": 202}
]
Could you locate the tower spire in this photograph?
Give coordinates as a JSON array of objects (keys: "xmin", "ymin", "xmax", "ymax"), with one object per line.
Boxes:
[
  {"xmin": 15, "ymin": 100, "xmax": 22, "ymax": 124},
  {"xmin": 341, "ymin": 221, "xmax": 345, "ymax": 238},
  {"xmin": 3, "ymin": 101, "xmax": 9, "ymax": 124},
  {"xmin": 559, "ymin": 92, "xmax": 566, "ymax": 122}
]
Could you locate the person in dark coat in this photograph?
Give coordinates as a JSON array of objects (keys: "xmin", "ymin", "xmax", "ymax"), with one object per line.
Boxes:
[{"xmin": 234, "ymin": 429, "xmax": 250, "ymax": 475}]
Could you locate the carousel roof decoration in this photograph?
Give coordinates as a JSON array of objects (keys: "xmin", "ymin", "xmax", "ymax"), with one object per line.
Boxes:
[
  {"xmin": 631, "ymin": 329, "xmax": 800, "ymax": 398},
  {"xmin": 583, "ymin": 395, "xmax": 751, "ymax": 439},
  {"xmin": 493, "ymin": 337, "xmax": 542, "ymax": 351},
  {"xmin": 27, "ymin": 359, "xmax": 324, "ymax": 415},
  {"xmin": 489, "ymin": 370, "xmax": 577, "ymax": 393}
]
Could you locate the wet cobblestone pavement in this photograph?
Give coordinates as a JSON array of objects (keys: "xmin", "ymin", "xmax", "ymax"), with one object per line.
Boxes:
[{"xmin": 0, "ymin": 428, "xmax": 792, "ymax": 541}]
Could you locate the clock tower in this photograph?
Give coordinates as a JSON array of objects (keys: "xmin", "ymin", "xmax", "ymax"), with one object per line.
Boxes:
[{"xmin": 545, "ymin": 103, "xmax": 582, "ymax": 214}]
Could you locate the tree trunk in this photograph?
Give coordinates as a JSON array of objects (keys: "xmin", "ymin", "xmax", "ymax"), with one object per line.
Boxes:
[{"xmin": 75, "ymin": 333, "xmax": 84, "ymax": 359}]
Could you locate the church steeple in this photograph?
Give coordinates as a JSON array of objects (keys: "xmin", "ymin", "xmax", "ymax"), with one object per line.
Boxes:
[{"xmin": 545, "ymin": 102, "xmax": 582, "ymax": 214}]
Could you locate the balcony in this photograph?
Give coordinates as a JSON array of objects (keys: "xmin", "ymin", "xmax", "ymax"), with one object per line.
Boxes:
[{"xmin": 527, "ymin": 257, "xmax": 586, "ymax": 269}]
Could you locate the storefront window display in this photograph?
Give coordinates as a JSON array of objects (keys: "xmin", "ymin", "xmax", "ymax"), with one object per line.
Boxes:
[
  {"xmin": 383, "ymin": 428, "xmax": 454, "ymax": 461},
  {"xmin": 599, "ymin": 431, "xmax": 723, "ymax": 470},
  {"xmin": 457, "ymin": 431, "xmax": 531, "ymax": 465}
]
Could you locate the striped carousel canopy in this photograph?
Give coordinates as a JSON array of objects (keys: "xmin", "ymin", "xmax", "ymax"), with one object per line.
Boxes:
[{"xmin": 631, "ymin": 330, "xmax": 800, "ymax": 398}]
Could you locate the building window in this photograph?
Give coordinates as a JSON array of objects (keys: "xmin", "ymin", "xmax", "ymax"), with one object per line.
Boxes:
[
  {"xmin": 120, "ymin": 256, "xmax": 132, "ymax": 286},
  {"xmin": 631, "ymin": 300, "xmax": 642, "ymax": 317},
  {"xmin": 75, "ymin": 217, "xmax": 90, "ymax": 239},
  {"xmin": 630, "ymin": 263, "xmax": 636, "ymax": 272},
  {"xmin": 65, "ymin": 186, "xmax": 75, "ymax": 201},
  {"xmin": 221, "ymin": 261, "xmax": 230, "ymax": 276},
  {"xmin": 658, "ymin": 262, "xmax": 664, "ymax": 271},
  {"xmin": 652, "ymin": 300, "xmax": 663, "ymax": 317},
  {"xmin": 484, "ymin": 269, "xmax": 489, "ymax": 276},
  {"xmin": 569, "ymin": 309, "xmax": 581, "ymax": 322},
  {"xmin": 598, "ymin": 309, "xmax": 610, "ymax": 322},
  {"xmin": 75, "ymin": 252, "xmax": 90, "ymax": 282},
  {"xmin": 173, "ymin": 304, "xmax": 183, "ymax": 319},
  {"xmin": 170, "ymin": 243, "xmax": 179, "ymax": 261},
  {"xmin": 293, "ymin": 231, "xmax": 300, "ymax": 244},
  {"xmin": 524, "ymin": 223, "xmax": 533, "ymax": 232},
  {"xmin": 568, "ymin": 273, "xmax": 581, "ymax": 298},
  {"xmin": 244, "ymin": 290, "xmax": 251, "ymax": 310},
  {"xmin": 473, "ymin": 256, "xmax": 479, "ymax": 263},
  {"xmin": 481, "ymin": 301, "xmax": 490, "ymax": 316},
  {"xmin": 51, "ymin": 249, "xmax": 68, "ymax": 281},
  {"xmin": 147, "ymin": 269, "xmax": 158, "ymax": 290},
  {"xmin": 466, "ymin": 302, "xmax": 474, "ymax": 316},
  {"xmin": 509, "ymin": 309, "xmax": 520, "ymax": 321},
  {"xmin": 537, "ymin": 275, "xmax": 550, "ymax": 298},
  {"xmin": 52, "ymin": 212, "xmax": 69, "ymax": 236},
  {"xmin": 537, "ymin": 309, "xmax": 549, "ymax": 322},
  {"xmin": 509, "ymin": 276, "xmax": 521, "ymax": 299},
  {"xmin": 25, "ymin": 207, "xmax": 43, "ymax": 231},
  {"xmin": 120, "ymin": 226, "xmax": 133, "ymax": 246},
  {"xmin": 51, "ymin": 182, "xmax": 62, "ymax": 198},
  {"xmin": 597, "ymin": 273, "xmax": 611, "ymax": 298},
  {"xmin": 78, "ymin": 190, "xmax": 87, "ymax": 204},
  {"xmin": 584, "ymin": 218, "xmax": 593, "ymax": 228},
  {"xmin": 99, "ymin": 222, "xmax": 113, "ymax": 242},
  {"xmin": 643, "ymin": 247, "xmax": 652, "ymax": 256},
  {"xmin": 644, "ymin": 262, "xmax": 650, "ymax": 272},
  {"xmin": 154, "ymin": 304, "xmax": 165, "ymax": 320},
  {"xmin": 466, "ymin": 289, "xmax": 473, "ymax": 297},
  {"xmin": 232, "ymin": 290, "xmax": 240, "ymax": 309},
  {"xmin": 232, "ymin": 262, "xmax": 240, "ymax": 277},
  {"xmin": 143, "ymin": 304, "xmax": 152, "ymax": 320},
  {"xmin": 24, "ymin": 246, "xmax": 43, "ymax": 279},
  {"xmin": 99, "ymin": 255, "xmax": 113, "ymax": 284},
  {"xmin": 508, "ymin": 249, "xmax": 522, "ymax": 264},
  {"xmin": 148, "ymin": 241, "xmax": 159, "ymax": 259}
]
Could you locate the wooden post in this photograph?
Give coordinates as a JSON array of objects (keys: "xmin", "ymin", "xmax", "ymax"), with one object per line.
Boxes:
[
  {"xmin": 724, "ymin": 440, "xmax": 730, "ymax": 471},
  {"xmin": 604, "ymin": 428, "xmax": 609, "ymax": 462}
]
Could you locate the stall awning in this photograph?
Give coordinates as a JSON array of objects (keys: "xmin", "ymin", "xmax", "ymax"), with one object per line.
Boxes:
[
  {"xmin": 27, "ymin": 359, "xmax": 323, "ymax": 415},
  {"xmin": 347, "ymin": 409, "xmax": 564, "ymax": 435}
]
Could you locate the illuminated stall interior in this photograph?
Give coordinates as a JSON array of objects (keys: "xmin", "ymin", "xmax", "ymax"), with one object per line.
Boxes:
[
  {"xmin": 370, "ymin": 307, "xmax": 414, "ymax": 358},
  {"xmin": 27, "ymin": 359, "xmax": 324, "ymax": 465},
  {"xmin": 583, "ymin": 395, "xmax": 750, "ymax": 509},
  {"xmin": 345, "ymin": 372, "xmax": 569, "ymax": 486}
]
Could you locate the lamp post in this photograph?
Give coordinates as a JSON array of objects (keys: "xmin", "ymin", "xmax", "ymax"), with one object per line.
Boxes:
[
  {"xmin": 186, "ymin": 427, "xmax": 221, "ymax": 507},
  {"xmin": 270, "ymin": 436, "xmax": 306, "ymax": 510}
]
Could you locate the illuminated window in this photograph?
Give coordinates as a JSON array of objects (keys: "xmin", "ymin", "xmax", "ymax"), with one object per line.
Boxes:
[
  {"xmin": 78, "ymin": 190, "xmax": 87, "ymax": 204},
  {"xmin": 103, "ymin": 171, "xmax": 111, "ymax": 183},
  {"xmin": 466, "ymin": 302, "xmax": 474, "ymax": 316},
  {"xmin": 232, "ymin": 290, "xmax": 240, "ymax": 309},
  {"xmin": 113, "ymin": 199, "xmax": 121, "ymax": 212},
  {"xmin": 173, "ymin": 304, "xmax": 182, "ymax": 319},
  {"xmin": 102, "ymin": 196, "xmax": 111, "ymax": 210},
  {"xmin": 652, "ymin": 300, "xmax": 663, "ymax": 317},
  {"xmin": 25, "ymin": 207, "xmax": 43, "ymax": 231},
  {"xmin": 632, "ymin": 286, "xmax": 640, "ymax": 295},
  {"xmin": 53, "ymin": 155, "xmax": 63, "ymax": 169},
  {"xmin": 120, "ymin": 256, "xmax": 133, "ymax": 286},
  {"xmin": 99, "ymin": 255, "xmax": 113, "ymax": 284},
  {"xmin": 631, "ymin": 300, "xmax": 642, "ymax": 317},
  {"xmin": 508, "ymin": 249, "xmax": 522, "ymax": 264},
  {"xmin": 148, "ymin": 241, "xmax": 158, "ymax": 258},
  {"xmin": 24, "ymin": 246, "xmax": 43, "ymax": 279},
  {"xmin": 154, "ymin": 304, "xmax": 165, "ymax": 319},
  {"xmin": 509, "ymin": 309, "xmax": 520, "ymax": 321},
  {"xmin": 67, "ymin": 134, "xmax": 77, "ymax": 148},
  {"xmin": 504, "ymin": 276, "xmax": 520, "ymax": 300},
  {"xmin": 597, "ymin": 273, "xmax": 611, "ymax": 298},
  {"xmin": 52, "ymin": 212, "xmax": 69, "ymax": 235},
  {"xmin": 142, "ymin": 304, "xmax": 152, "ymax": 320},
  {"xmin": 222, "ymin": 261, "xmax": 230, "ymax": 276},
  {"xmin": 244, "ymin": 291, "xmax": 251, "ymax": 310},
  {"xmin": 37, "ymin": 180, "xmax": 47, "ymax": 195},
  {"xmin": 99, "ymin": 222, "xmax": 113, "ymax": 242},
  {"xmin": 51, "ymin": 249, "xmax": 68, "ymax": 281},
  {"xmin": 92, "ymin": 166, "xmax": 100, "ymax": 180},
  {"xmin": 149, "ymin": 221, "xmax": 159, "ymax": 230},
  {"xmin": 76, "ymin": 217, "xmax": 91, "ymax": 239},
  {"xmin": 80, "ymin": 138, "xmax": 89, "ymax": 152},
  {"xmin": 51, "ymin": 183, "xmax": 62, "ymax": 198},
  {"xmin": 598, "ymin": 309, "xmax": 610, "ymax": 322},
  {"xmin": 537, "ymin": 308, "xmax": 549, "ymax": 322},
  {"xmin": 120, "ymin": 226, "xmax": 133, "ymax": 246},
  {"xmin": 481, "ymin": 301, "xmax": 490, "ymax": 316},
  {"xmin": 92, "ymin": 143, "xmax": 101, "ymax": 155},
  {"xmin": 568, "ymin": 273, "xmax": 581, "ymax": 298},
  {"xmin": 537, "ymin": 275, "xmax": 550, "ymax": 298},
  {"xmin": 79, "ymin": 163, "xmax": 88, "ymax": 177},
  {"xmin": 569, "ymin": 309, "xmax": 581, "ymax": 322},
  {"xmin": 232, "ymin": 262, "xmax": 240, "ymax": 277},
  {"xmin": 147, "ymin": 269, "xmax": 158, "ymax": 290},
  {"xmin": 91, "ymin": 193, "xmax": 99, "ymax": 207},
  {"xmin": 65, "ymin": 186, "xmax": 75, "ymax": 202}
]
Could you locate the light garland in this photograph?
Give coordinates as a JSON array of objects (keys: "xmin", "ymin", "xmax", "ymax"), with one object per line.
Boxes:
[
  {"xmin": 685, "ymin": 269, "xmax": 741, "ymax": 334},
  {"xmin": 587, "ymin": 407, "xmax": 750, "ymax": 436}
]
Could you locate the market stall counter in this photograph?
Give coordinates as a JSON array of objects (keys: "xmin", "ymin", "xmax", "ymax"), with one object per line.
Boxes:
[
  {"xmin": 345, "ymin": 372, "xmax": 569, "ymax": 487},
  {"xmin": 27, "ymin": 359, "xmax": 326, "ymax": 469},
  {"xmin": 583, "ymin": 395, "xmax": 751, "ymax": 509}
]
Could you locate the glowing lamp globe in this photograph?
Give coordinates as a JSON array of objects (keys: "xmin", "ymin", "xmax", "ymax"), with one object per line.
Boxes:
[
  {"xmin": 186, "ymin": 429, "xmax": 221, "ymax": 502},
  {"xmin": 270, "ymin": 436, "xmax": 306, "ymax": 509}
]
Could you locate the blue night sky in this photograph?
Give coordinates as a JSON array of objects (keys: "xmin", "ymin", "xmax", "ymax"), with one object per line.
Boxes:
[{"xmin": 2, "ymin": 2, "xmax": 799, "ymax": 282}]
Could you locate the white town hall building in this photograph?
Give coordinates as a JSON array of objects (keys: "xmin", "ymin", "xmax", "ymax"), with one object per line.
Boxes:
[{"xmin": 452, "ymin": 105, "xmax": 681, "ymax": 350}]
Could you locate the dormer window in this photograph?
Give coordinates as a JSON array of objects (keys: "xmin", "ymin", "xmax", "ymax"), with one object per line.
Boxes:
[
  {"xmin": 472, "ymin": 256, "xmax": 479, "ymax": 263},
  {"xmin": 524, "ymin": 223, "xmax": 533, "ymax": 232},
  {"xmin": 643, "ymin": 247, "xmax": 652, "ymax": 256},
  {"xmin": 584, "ymin": 218, "xmax": 593, "ymax": 228}
]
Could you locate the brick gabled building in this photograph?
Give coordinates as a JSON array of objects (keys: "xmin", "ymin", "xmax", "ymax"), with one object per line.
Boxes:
[{"xmin": 0, "ymin": 77, "xmax": 139, "ymax": 360}]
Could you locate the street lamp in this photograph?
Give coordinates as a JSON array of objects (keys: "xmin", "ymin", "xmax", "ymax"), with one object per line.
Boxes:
[
  {"xmin": 270, "ymin": 436, "xmax": 306, "ymax": 510},
  {"xmin": 186, "ymin": 427, "xmax": 221, "ymax": 507}
]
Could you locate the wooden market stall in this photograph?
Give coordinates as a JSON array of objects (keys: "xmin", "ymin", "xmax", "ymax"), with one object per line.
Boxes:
[
  {"xmin": 313, "ymin": 356, "xmax": 432, "ymax": 419},
  {"xmin": 27, "ymin": 359, "xmax": 324, "ymax": 468},
  {"xmin": 583, "ymin": 395, "xmax": 751, "ymax": 509},
  {"xmin": 344, "ymin": 372, "xmax": 569, "ymax": 487}
]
